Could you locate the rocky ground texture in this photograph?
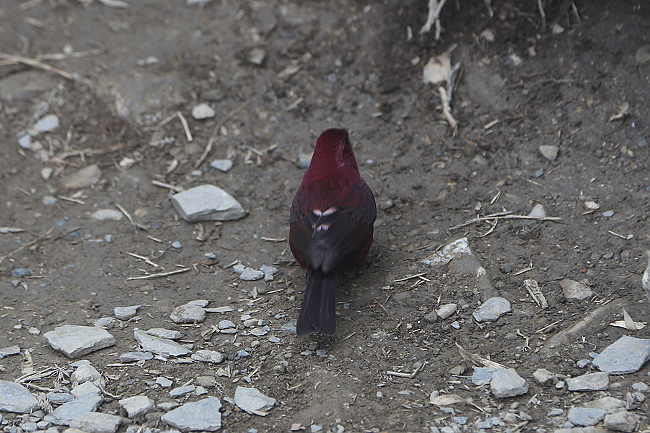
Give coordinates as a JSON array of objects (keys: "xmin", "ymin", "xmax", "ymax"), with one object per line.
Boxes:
[{"xmin": 0, "ymin": 1, "xmax": 649, "ymax": 432}]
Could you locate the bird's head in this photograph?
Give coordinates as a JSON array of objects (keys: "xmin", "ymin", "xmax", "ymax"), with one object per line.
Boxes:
[{"xmin": 310, "ymin": 128, "xmax": 359, "ymax": 174}]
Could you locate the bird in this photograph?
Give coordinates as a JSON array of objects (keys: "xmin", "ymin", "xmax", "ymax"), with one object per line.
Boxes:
[{"xmin": 289, "ymin": 128, "xmax": 377, "ymax": 336}]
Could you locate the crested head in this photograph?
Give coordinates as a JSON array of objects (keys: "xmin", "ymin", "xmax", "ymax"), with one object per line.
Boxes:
[{"xmin": 309, "ymin": 128, "xmax": 359, "ymax": 175}]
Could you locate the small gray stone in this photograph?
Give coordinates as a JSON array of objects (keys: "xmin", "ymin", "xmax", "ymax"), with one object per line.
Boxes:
[
  {"xmin": 423, "ymin": 310, "xmax": 438, "ymax": 323},
  {"xmin": 539, "ymin": 144, "xmax": 559, "ymax": 161},
  {"xmin": 632, "ymin": 382, "xmax": 649, "ymax": 392},
  {"xmin": 218, "ymin": 320, "xmax": 236, "ymax": 330},
  {"xmin": 114, "ymin": 305, "xmax": 140, "ymax": 320},
  {"xmin": 155, "ymin": 377, "xmax": 173, "ymax": 388},
  {"xmin": 582, "ymin": 396, "xmax": 626, "ymax": 414},
  {"xmin": 170, "ymin": 304, "xmax": 206, "ymax": 324},
  {"xmin": 548, "ymin": 408, "xmax": 564, "ymax": 417},
  {"xmin": 91, "ymin": 209, "xmax": 123, "ymax": 221},
  {"xmin": 133, "ymin": 328, "xmax": 190, "ymax": 357},
  {"xmin": 528, "ymin": 203, "xmax": 547, "ymax": 218},
  {"xmin": 234, "ymin": 386, "xmax": 276, "ymax": 414},
  {"xmin": 50, "ymin": 393, "xmax": 103, "ymax": 424},
  {"xmin": 187, "ymin": 299, "xmax": 209, "ymax": 307},
  {"xmin": 68, "ymin": 412, "xmax": 122, "ymax": 433},
  {"xmin": 191, "ymin": 103, "xmax": 215, "ymax": 120},
  {"xmin": 60, "ymin": 164, "xmax": 102, "ymax": 189},
  {"xmin": 11, "ymin": 267, "xmax": 31, "ymax": 277},
  {"xmin": 592, "ymin": 336, "xmax": 650, "ymax": 374},
  {"xmin": 47, "ymin": 392, "xmax": 74, "ymax": 404},
  {"xmin": 240, "ymin": 268, "xmax": 265, "ymax": 281},
  {"xmin": 94, "ymin": 317, "xmax": 117, "ymax": 328},
  {"xmin": 28, "ymin": 114, "xmax": 60, "ymax": 135},
  {"xmin": 71, "ymin": 363, "xmax": 103, "ymax": 388},
  {"xmin": 42, "ymin": 195, "xmax": 58, "ymax": 205},
  {"xmin": 567, "ymin": 407, "xmax": 606, "ymax": 427},
  {"xmin": 532, "ymin": 368, "xmax": 554, "ymax": 385},
  {"xmin": 603, "ymin": 411, "xmax": 640, "ymax": 432},
  {"xmin": 566, "ymin": 372, "xmax": 609, "ymax": 391},
  {"xmin": 195, "ymin": 376, "xmax": 217, "ymax": 388},
  {"xmin": 436, "ymin": 303, "xmax": 457, "ymax": 319},
  {"xmin": 191, "ymin": 350, "xmax": 224, "ymax": 364},
  {"xmin": 472, "ymin": 367, "xmax": 497, "ymax": 386},
  {"xmin": 161, "ymin": 397, "xmax": 222, "ymax": 431},
  {"xmin": 119, "ymin": 352, "xmax": 153, "ymax": 363},
  {"xmin": 118, "ymin": 395, "xmax": 155, "ymax": 418},
  {"xmin": 171, "ymin": 241, "xmax": 182, "ymax": 249},
  {"xmin": 43, "ymin": 325, "xmax": 116, "ymax": 358},
  {"xmin": 170, "ymin": 385, "xmax": 195, "ymax": 398},
  {"xmin": 0, "ymin": 381, "xmax": 39, "ymax": 413},
  {"xmin": 560, "ymin": 279, "xmax": 594, "ymax": 301},
  {"xmin": 602, "ymin": 210, "xmax": 615, "ymax": 218},
  {"xmin": 210, "ymin": 159, "xmax": 233, "ymax": 172},
  {"xmin": 0, "ymin": 345, "xmax": 21, "ymax": 359},
  {"xmin": 147, "ymin": 328, "xmax": 182, "ymax": 340},
  {"xmin": 298, "ymin": 153, "xmax": 312, "ymax": 168},
  {"xmin": 171, "ymin": 184, "xmax": 245, "ymax": 222},
  {"xmin": 490, "ymin": 368, "xmax": 529, "ymax": 398},
  {"xmin": 473, "ymin": 297, "xmax": 511, "ymax": 322},
  {"xmin": 260, "ymin": 265, "xmax": 278, "ymax": 276}
]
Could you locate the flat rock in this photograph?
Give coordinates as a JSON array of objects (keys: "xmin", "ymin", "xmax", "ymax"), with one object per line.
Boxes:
[
  {"xmin": 133, "ymin": 328, "xmax": 190, "ymax": 357},
  {"xmin": 44, "ymin": 325, "xmax": 116, "ymax": 358},
  {"xmin": 472, "ymin": 367, "xmax": 497, "ymax": 386},
  {"xmin": 234, "ymin": 386, "xmax": 276, "ymax": 415},
  {"xmin": 533, "ymin": 368, "xmax": 555, "ymax": 385},
  {"xmin": 603, "ymin": 411, "xmax": 640, "ymax": 432},
  {"xmin": 114, "ymin": 305, "xmax": 140, "ymax": 320},
  {"xmin": 567, "ymin": 407, "xmax": 606, "ymax": 427},
  {"xmin": 473, "ymin": 297, "xmax": 511, "ymax": 322},
  {"xmin": 170, "ymin": 304, "xmax": 206, "ymax": 324},
  {"xmin": 146, "ymin": 328, "xmax": 182, "ymax": 340},
  {"xmin": 0, "ymin": 345, "xmax": 21, "ymax": 359},
  {"xmin": 50, "ymin": 393, "xmax": 103, "ymax": 424},
  {"xmin": 0, "ymin": 380, "xmax": 39, "ymax": 413},
  {"xmin": 490, "ymin": 368, "xmax": 529, "ymax": 398},
  {"xmin": 566, "ymin": 372, "xmax": 609, "ymax": 391},
  {"xmin": 91, "ymin": 209, "xmax": 123, "ymax": 221},
  {"xmin": 60, "ymin": 164, "xmax": 102, "ymax": 189},
  {"xmin": 171, "ymin": 184, "xmax": 245, "ymax": 222},
  {"xmin": 560, "ymin": 279, "xmax": 594, "ymax": 301},
  {"xmin": 436, "ymin": 303, "xmax": 457, "ymax": 319},
  {"xmin": 170, "ymin": 385, "xmax": 195, "ymax": 398},
  {"xmin": 539, "ymin": 144, "xmax": 559, "ymax": 161},
  {"xmin": 120, "ymin": 352, "xmax": 154, "ymax": 363},
  {"xmin": 582, "ymin": 396, "xmax": 626, "ymax": 414},
  {"xmin": 68, "ymin": 412, "xmax": 122, "ymax": 433},
  {"xmin": 161, "ymin": 397, "xmax": 222, "ymax": 431},
  {"xmin": 592, "ymin": 336, "xmax": 650, "ymax": 374},
  {"xmin": 71, "ymin": 382, "xmax": 101, "ymax": 398},
  {"xmin": 191, "ymin": 350, "xmax": 225, "ymax": 364}
]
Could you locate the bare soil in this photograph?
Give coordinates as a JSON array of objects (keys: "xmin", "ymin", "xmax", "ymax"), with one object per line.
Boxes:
[{"xmin": 0, "ymin": 0, "xmax": 649, "ymax": 432}]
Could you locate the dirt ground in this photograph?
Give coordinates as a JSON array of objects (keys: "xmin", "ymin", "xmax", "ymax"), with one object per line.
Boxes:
[{"xmin": 1, "ymin": 0, "xmax": 649, "ymax": 432}]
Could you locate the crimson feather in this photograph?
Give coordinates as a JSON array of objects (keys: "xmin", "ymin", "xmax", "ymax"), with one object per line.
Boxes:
[{"xmin": 289, "ymin": 128, "xmax": 376, "ymax": 336}]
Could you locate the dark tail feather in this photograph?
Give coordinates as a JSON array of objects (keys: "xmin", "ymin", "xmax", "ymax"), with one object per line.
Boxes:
[{"xmin": 296, "ymin": 270, "xmax": 338, "ymax": 336}]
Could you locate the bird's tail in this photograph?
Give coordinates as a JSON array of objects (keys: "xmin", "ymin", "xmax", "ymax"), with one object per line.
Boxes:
[{"xmin": 296, "ymin": 270, "xmax": 338, "ymax": 336}]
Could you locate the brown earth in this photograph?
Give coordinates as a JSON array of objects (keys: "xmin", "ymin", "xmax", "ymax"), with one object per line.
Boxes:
[{"xmin": 0, "ymin": 0, "xmax": 649, "ymax": 432}]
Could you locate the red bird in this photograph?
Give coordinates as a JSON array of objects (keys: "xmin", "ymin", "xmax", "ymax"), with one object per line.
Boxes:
[{"xmin": 289, "ymin": 129, "xmax": 376, "ymax": 336}]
